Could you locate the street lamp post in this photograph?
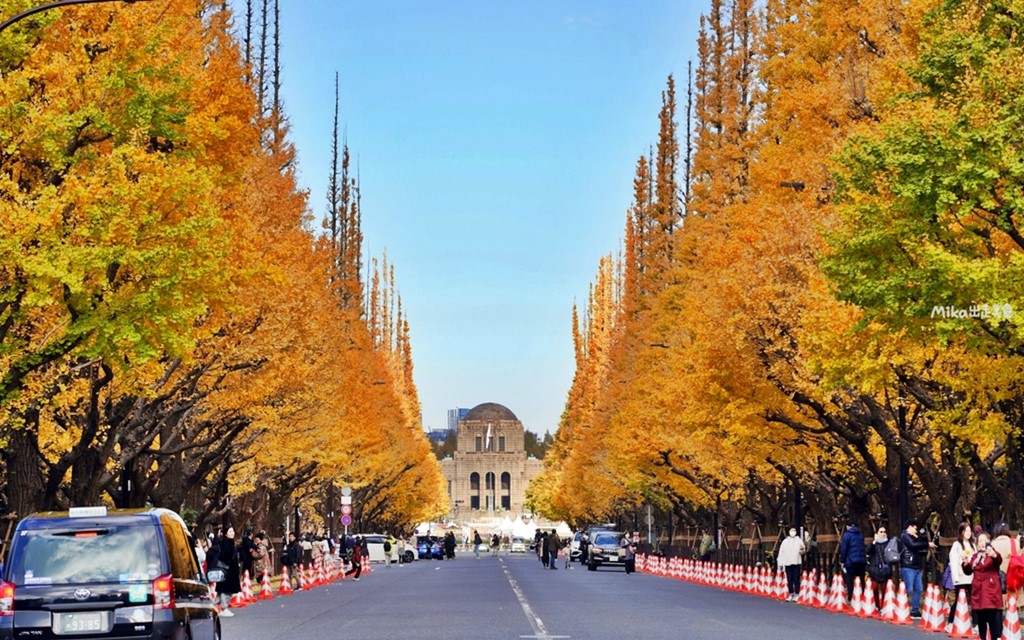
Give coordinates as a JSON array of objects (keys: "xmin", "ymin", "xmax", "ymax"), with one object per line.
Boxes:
[{"xmin": 1, "ymin": 0, "xmax": 151, "ymax": 36}]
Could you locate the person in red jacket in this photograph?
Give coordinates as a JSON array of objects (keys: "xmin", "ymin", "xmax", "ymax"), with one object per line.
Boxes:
[
  {"xmin": 969, "ymin": 531, "xmax": 1003, "ymax": 640},
  {"xmin": 345, "ymin": 536, "xmax": 363, "ymax": 581}
]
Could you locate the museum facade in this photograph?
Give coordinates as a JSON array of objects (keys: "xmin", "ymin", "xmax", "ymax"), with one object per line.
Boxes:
[{"xmin": 440, "ymin": 402, "xmax": 544, "ymax": 515}]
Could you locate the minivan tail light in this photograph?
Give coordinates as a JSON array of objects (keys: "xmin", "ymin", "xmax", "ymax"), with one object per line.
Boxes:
[
  {"xmin": 152, "ymin": 574, "xmax": 174, "ymax": 610},
  {"xmin": 0, "ymin": 580, "xmax": 14, "ymax": 616}
]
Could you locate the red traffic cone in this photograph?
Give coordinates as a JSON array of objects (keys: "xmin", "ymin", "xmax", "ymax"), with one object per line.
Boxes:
[
  {"xmin": 1003, "ymin": 594, "xmax": 1021, "ymax": 640},
  {"xmin": 258, "ymin": 572, "xmax": 274, "ymax": 600},
  {"xmin": 889, "ymin": 581, "xmax": 912, "ymax": 625},
  {"xmin": 278, "ymin": 566, "xmax": 293, "ymax": 596},
  {"xmin": 860, "ymin": 576, "xmax": 878, "ymax": 618},
  {"xmin": 947, "ymin": 589, "xmax": 973, "ymax": 637},
  {"xmin": 815, "ymin": 572, "xmax": 828, "ymax": 608},
  {"xmin": 920, "ymin": 585, "xmax": 945, "ymax": 632},
  {"xmin": 229, "ymin": 591, "xmax": 248, "ymax": 609},
  {"xmin": 849, "ymin": 577, "xmax": 864, "ymax": 616},
  {"xmin": 242, "ymin": 570, "xmax": 256, "ymax": 603},
  {"xmin": 879, "ymin": 579, "xmax": 896, "ymax": 620}
]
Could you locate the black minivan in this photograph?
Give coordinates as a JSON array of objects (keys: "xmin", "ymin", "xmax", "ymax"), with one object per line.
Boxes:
[{"xmin": 0, "ymin": 506, "xmax": 220, "ymax": 640}]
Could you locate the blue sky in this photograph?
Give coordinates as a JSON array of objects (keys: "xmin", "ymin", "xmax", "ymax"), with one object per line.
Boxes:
[{"xmin": 272, "ymin": 1, "xmax": 703, "ymax": 433}]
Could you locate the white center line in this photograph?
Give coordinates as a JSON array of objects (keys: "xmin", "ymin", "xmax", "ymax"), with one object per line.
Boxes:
[{"xmin": 501, "ymin": 561, "xmax": 570, "ymax": 640}]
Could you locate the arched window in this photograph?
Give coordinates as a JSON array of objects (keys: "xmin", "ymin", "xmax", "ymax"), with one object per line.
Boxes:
[
  {"xmin": 485, "ymin": 472, "xmax": 495, "ymax": 490},
  {"xmin": 470, "ymin": 472, "xmax": 480, "ymax": 509},
  {"xmin": 500, "ymin": 472, "xmax": 511, "ymax": 491},
  {"xmin": 500, "ymin": 472, "xmax": 512, "ymax": 510},
  {"xmin": 470, "ymin": 472, "xmax": 480, "ymax": 491}
]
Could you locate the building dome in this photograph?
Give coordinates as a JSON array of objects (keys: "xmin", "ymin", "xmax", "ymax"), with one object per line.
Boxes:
[{"xmin": 463, "ymin": 402, "xmax": 518, "ymax": 422}]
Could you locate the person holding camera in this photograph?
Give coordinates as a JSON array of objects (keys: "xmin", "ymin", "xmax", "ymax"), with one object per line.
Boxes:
[
  {"xmin": 899, "ymin": 520, "xmax": 936, "ymax": 619},
  {"xmin": 969, "ymin": 531, "xmax": 1003, "ymax": 640}
]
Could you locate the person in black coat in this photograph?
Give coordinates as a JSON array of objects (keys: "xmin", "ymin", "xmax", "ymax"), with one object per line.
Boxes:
[
  {"xmin": 239, "ymin": 529, "xmax": 256, "ymax": 579},
  {"xmin": 215, "ymin": 527, "xmax": 241, "ymax": 615}
]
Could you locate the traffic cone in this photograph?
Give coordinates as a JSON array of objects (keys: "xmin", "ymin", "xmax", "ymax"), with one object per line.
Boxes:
[
  {"xmin": 306, "ymin": 563, "xmax": 315, "ymax": 587},
  {"xmin": 258, "ymin": 572, "xmax": 274, "ymax": 600},
  {"xmin": 229, "ymin": 591, "xmax": 248, "ymax": 609},
  {"xmin": 920, "ymin": 585, "xmax": 945, "ymax": 632},
  {"xmin": 278, "ymin": 566, "xmax": 293, "ymax": 596},
  {"xmin": 849, "ymin": 577, "xmax": 864, "ymax": 616},
  {"xmin": 774, "ymin": 568, "xmax": 787, "ymax": 600},
  {"xmin": 946, "ymin": 589, "xmax": 972, "ymax": 638},
  {"xmin": 242, "ymin": 570, "xmax": 256, "ymax": 603},
  {"xmin": 880, "ymin": 579, "xmax": 896, "ymax": 620},
  {"xmin": 828, "ymin": 574, "xmax": 846, "ymax": 613},
  {"xmin": 889, "ymin": 581, "xmax": 912, "ymax": 625},
  {"xmin": 860, "ymin": 577, "xmax": 878, "ymax": 618},
  {"xmin": 815, "ymin": 572, "xmax": 828, "ymax": 608},
  {"xmin": 1003, "ymin": 594, "xmax": 1021, "ymax": 640}
]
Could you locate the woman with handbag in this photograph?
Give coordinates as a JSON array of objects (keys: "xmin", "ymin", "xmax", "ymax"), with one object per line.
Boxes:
[
  {"xmin": 946, "ymin": 522, "xmax": 975, "ymax": 631},
  {"xmin": 970, "ymin": 531, "xmax": 1003, "ymax": 640}
]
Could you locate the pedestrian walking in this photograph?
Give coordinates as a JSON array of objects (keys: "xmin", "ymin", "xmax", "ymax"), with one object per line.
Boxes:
[
  {"xmin": 898, "ymin": 519, "xmax": 935, "ymax": 619},
  {"xmin": 620, "ymin": 533, "xmax": 635, "ymax": 575},
  {"xmin": 838, "ymin": 520, "xmax": 867, "ymax": 601},
  {"xmin": 215, "ymin": 527, "xmax": 241, "ymax": 616},
  {"xmin": 946, "ymin": 522, "xmax": 976, "ymax": 631},
  {"xmin": 970, "ymin": 531, "xmax": 1003, "ymax": 640},
  {"xmin": 777, "ymin": 526, "xmax": 806, "ymax": 601},
  {"xmin": 547, "ymin": 530, "xmax": 560, "ymax": 570},
  {"xmin": 345, "ymin": 536, "xmax": 363, "ymax": 580},
  {"xmin": 698, "ymin": 528, "xmax": 715, "ymax": 561},
  {"xmin": 541, "ymin": 531, "xmax": 550, "ymax": 568},
  {"xmin": 473, "ymin": 530, "xmax": 483, "ymax": 559},
  {"xmin": 384, "ymin": 532, "xmax": 395, "ymax": 568},
  {"xmin": 239, "ymin": 529, "xmax": 256, "ymax": 580},
  {"xmin": 492, "ymin": 533, "xmax": 501, "ymax": 557},
  {"xmin": 563, "ymin": 539, "xmax": 572, "ymax": 569},
  {"xmin": 445, "ymin": 531, "xmax": 457, "ymax": 559}
]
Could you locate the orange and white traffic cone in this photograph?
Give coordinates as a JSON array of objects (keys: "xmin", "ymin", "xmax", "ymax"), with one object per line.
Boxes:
[
  {"xmin": 242, "ymin": 570, "xmax": 256, "ymax": 603},
  {"xmin": 229, "ymin": 591, "xmax": 248, "ymax": 609},
  {"xmin": 860, "ymin": 577, "xmax": 878, "ymax": 618},
  {"xmin": 827, "ymin": 574, "xmax": 846, "ymax": 613},
  {"xmin": 278, "ymin": 566, "xmax": 293, "ymax": 596},
  {"xmin": 815, "ymin": 572, "xmax": 828, "ymax": 608},
  {"xmin": 1003, "ymin": 594, "xmax": 1021, "ymax": 640},
  {"xmin": 849, "ymin": 577, "xmax": 864, "ymax": 616},
  {"xmin": 258, "ymin": 572, "xmax": 274, "ymax": 600},
  {"xmin": 920, "ymin": 585, "xmax": 945, "ymax": 632},
  {"xmin": 879, "ymin": 579, "xmax": 896, "ymax": 620},
  {"xmin": 889, "ymin": 581, "xmax": 912, "ymax": 625},
  {"xmin": 947, "ymin": 589, "xmax": 973, "ymax": 638}
]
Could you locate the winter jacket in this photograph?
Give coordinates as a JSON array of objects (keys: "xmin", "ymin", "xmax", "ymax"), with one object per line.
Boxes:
[
  {"xmin": 839, "ymin": 526, "xmax": 867, "ymax": 566},
  {"xmin": 948, "ymin": 540, "xmax": 975, "ymax": 587},
  {"xmin": 777, "ymin": 535, "xmax": 805, "ymax": 567},
  {"xmin": 899, "ymin": 531, "xmax": 928, "ymax": 570},
  {"xmin": 969, "ymin": 550, "xmax": 1004, "ymax": 610}
]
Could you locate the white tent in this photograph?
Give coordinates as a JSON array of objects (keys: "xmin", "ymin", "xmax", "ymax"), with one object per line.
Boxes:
[
  {"xmin": 497, "ymin": 517, "xmax": 514, "ymax": 535},
  {"xmin": 511, "ymin": 516, "xmax": 536, "ymax": 539},
  {"xmin": 555, "ymin": 521, "xmax": 573, "ymax": 538}
]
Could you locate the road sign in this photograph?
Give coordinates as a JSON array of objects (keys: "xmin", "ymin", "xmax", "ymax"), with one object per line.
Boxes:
[
  {"xmin": 341, "ymin": 504, "xmax": 352, "ymax": 515},
  {"xmin": 341, "ymin": 486, "xmax": 352, "ymax": 497},
  {"xmin": 645, "ymin": 514, "xmax": 655, "ymax": 525},
  {"xmin": 340, "ymin": 496, "xmax": 352, "ymax": 505},
  {"xmin": 340, "ymin": 514, "xmax": 352, "ymax": 527}
]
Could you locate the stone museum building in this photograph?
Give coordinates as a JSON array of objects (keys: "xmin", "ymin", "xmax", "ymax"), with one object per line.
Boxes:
[{"xmin": 440, "ymin": 402, "xmax": 543, "ymax": 514}]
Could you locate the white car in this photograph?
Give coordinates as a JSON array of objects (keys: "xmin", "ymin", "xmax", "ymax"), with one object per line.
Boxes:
[
  {"xmin": 510, "ymin": 537, "xmax": 527, "ymax": 553},
  {"xmin": 359, "ymin": 534, "xmax": 415, "ymax": 564}
]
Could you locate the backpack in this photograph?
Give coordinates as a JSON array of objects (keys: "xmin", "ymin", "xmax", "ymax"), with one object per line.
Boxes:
[
  {"xmin": 384, "ymin": 540, "xmax": 392, "ymax": 553},
  {"xmin": 1007, "ymin": 538, "xmax": 1024, "ymax": 592},
  {"xmin": 883, "ymin": 537, "xmax": 901, "ymax": 564}
]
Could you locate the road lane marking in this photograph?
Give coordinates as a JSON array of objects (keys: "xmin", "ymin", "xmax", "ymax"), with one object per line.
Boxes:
[{"xmin": 501, "ymin": 560, "xmax": 570, "ymax": 640}]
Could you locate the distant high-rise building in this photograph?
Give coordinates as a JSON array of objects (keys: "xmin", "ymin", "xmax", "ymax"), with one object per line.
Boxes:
[{"xmin": 447, "ymin": 407, "xmax": 470, "ymax": 432}]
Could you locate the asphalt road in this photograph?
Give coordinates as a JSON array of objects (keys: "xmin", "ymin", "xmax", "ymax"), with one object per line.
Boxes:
[{"xmin": 223, "ymin": 553, "xmax": 937, "ymax": 640}]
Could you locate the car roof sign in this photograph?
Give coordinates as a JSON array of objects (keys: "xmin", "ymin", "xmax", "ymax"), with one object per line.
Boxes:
[{"xmin": 68, "ymin": 506, "xmax": 108, "ymax": 518}]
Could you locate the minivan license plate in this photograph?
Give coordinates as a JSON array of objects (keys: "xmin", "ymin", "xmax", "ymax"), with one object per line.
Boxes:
[{"xmin": 57, "ymin": 612, "xmax": 106, "ymax": 634}]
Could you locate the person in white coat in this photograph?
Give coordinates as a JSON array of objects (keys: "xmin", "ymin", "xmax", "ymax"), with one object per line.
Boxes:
[
  {"xmin": 777, "ymin": 527, "xmax": 806, "ymax": 602},
  {"xmin": 946, "ymin": 521, "xmax": 976, "ymax": 631}
]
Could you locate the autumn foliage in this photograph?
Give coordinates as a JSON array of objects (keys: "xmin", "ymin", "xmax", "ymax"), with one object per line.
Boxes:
[
  {"xmin": 531, "ymin": 0, "xmax": 1024, "ymax": 536},
  {"xmin": 0, "ymin": 0, "xmax": 445, "ymax": 534}
]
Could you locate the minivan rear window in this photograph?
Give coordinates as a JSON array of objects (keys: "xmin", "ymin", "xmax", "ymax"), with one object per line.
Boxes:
[{"xmin": 9, "ymin": 526, "xmax": 161, "ymax": 586}]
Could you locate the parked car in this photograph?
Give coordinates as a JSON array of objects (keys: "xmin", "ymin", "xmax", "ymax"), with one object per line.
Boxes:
[
  {"xmin": 510, "ymin": 537, "xmax": 527, "ymax": 553},
  {"xmin": 586, "ymin": 530, "xmax": 626, "ymax": 571},
  {"xmin": 416, "ymin": 535, "xmax": 444, "ymax": 559},
  {"xmin": 361, "ymin": 534, "xmax": 415, "ymax": 564},
  {"xmin": 0, "ymin": 506, "xmax": 220, "ymax": 640}
]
